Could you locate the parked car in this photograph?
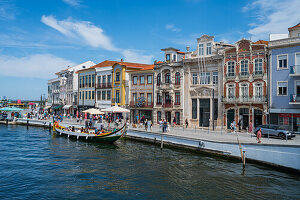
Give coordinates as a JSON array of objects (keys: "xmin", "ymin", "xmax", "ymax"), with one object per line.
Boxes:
[{"xmin": 254, "ymin": 124, "xmax": 296, "ymax": 139}]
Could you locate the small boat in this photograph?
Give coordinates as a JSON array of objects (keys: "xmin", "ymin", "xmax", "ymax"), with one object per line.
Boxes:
[{"xmin": 53, "ymin": 121, "xmax": 126, "ymax": 143}]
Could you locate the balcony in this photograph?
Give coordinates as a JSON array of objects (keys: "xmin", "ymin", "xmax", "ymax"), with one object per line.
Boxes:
[
  {"xmin": 96, "ymin": 83, "xmax": 112, "ymax": 89},
  {"xmin": 290, "ymin": 65, "xmax": 300, "ymax": 76},
  {"xmin": 225, "ymin": 74, "xmax": 235, "ymax": 80},
  {"xmin": 129, "ymin": 101, "xmax": 153, "ymax": 108},
  {"xmin": 222, "ymin": 96, "xmax": 236, "ymax": 103},
  {"xmin": 251, "ymin": 96, "xmax": 267, "ymax": 103},
  {"xmin": 252, "ymin": 71, "xmax": 264, "ymax": 79},
  {"xmin": 239, "ymin": 72, "xmax": 249, "ymax": 80},
  {"xmin": 162, "ymin": 101, "xmax": 173, "ymax": 108},
  {"xmin": 289, "ymin": 94, "xmax": 300, "ymax": 104}
]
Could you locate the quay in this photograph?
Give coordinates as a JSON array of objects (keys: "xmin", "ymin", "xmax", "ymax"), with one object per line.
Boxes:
[{"xmin": 2, "ymin": 118, "xmax": 300, "ymax": 172}]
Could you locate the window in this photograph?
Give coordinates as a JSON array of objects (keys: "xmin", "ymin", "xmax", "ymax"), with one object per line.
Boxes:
[
  {"xmin": 97, "ymin": 76, "xmax": 101, "ymax": 86},
  {"xmin": 200, "ymin": 72, "xmax": 211, "ymax": 84},
  {"xmin": 278, "ymin": 55, "xmax": 287, "ymax": 69},
  {"xmin": 140, "ymin": 76, "xmax": 145, "ymax": 84},
  {"xmin": 173, "ymin": 54, "xmax": 176, "ymax": 62},
  {"xmin": 92, "ymin": 74, "xmax": 95, "ymax": 87},
  {"xmin": 82, "ymin": 76, "xmax": 85, "ymax": 87},
  {"xmin": 89, "ymin": 91, "xmax": 91, "ymax": 100},
  {"xmin": 227, "ymin": 84, "xmax": 235, "ymax": 99},
  {"xmin": 254, "ymin": 58, "xmax": 263, "ymax": 74},
  {"xmin": 82, "ymin": 91, "xmax": 84, "ymax": 100},
  {"xmin": 116, "ymin": 90, "xmax": 120, "ymax": 103},
  {"xmin": 166, "ymin": 54, "xmax": 170, "ymax": 61},
  {"xmin": 85, "ymin": 91, "xmax": 88, "ymax": 100},
  {"xmin": 240, "ymin": 60, "xmax": 249, "ymax": 76},
  {"xmin": 175, "ymin": 92, "xmax": 180, "ymax": 105},
  {"xmin": 92, "ymin": 91, "xmax": 95, "ymax": 100},
  {"xmin": 115, "ymin": 71, "xmax": 120, "ymax": 82},
  {"xmin": 107, "ymin": 75, "xmax": 111, "ymax": 83},
  {"xmin": 277, "ymin": 82, "xmax": 288, "ymax": 96},
  {"xmin": 175, "ymin": 72, "xmax": 180, "ymax": 85},
  {"xmin": 140, "ymin": 93, "xmax": 144, "ymax": 98},
  {"xmin": 97, "ymin": 91, "xmax": 101, "ymax": 100},
  {"xmin": 157, "ymin": 73, "xmax": 161, "ymax": 85},
  {"xmin": 89, "ymin": 75, "xmax": 92, "ymax": 87},
  {"xmin": 107, "ymin": 90, "xmax": 111, "ymax": 100},
  {"xmin": 254, "ymin": 83, "xmax": 263, "ymax": 98},
  {"xmin": 165, "ymin": 73, "xmax": 170, "ymax": 83},
  {"xmin": 157, "ymin": 94, "xmax": 162, "ymax": 104},
  {"xmin": 192, "ymin": 73, "xmax": 198, "ymax": 84},
  {"xmin": 147, "ymin": 75, "xmax": 152, "ymax": 84},
  {"xmin": 147, "ymin": 93, "xmax": 152, "ymax": 103},
  {"xmin": 213, "ymin": 72, "xmax": 218, "ymax": 85},
  {"xmin": 192, "ymin": 99, "xmax": 197, "ymax": 119},
  {"xmin": 79, "ymin": 91, "xmax": 82, "ymax": 100},
  {"xmin": 157, "ymin": 111, "xmax": 161, "ymax": 123},
  {"xmin": 102, "ymin": 75, "xmax": 106, "ymax": 84},
  {"xmin": 198, "ymin": 44, "xmax": 204, "ymax": 56},
  {"xmin": 206, "ymin": 43, "xmax": 212, "ymax": 55},
  {"xmin": 133, "ymin": 93, "xmax": 137, "ymax": 102},
  {"xmin": 102, "ymin": 91, "xmax": 106, "ymax": 100},
  {"xmin": 227, "ymin": 61, "xmax": 235, "ymax": 77},
  {"xmin": 85, "ymin": 75, "xmax": 88, "ymax": 87},
  {"xmin": 240, "ymin": 84, "xmax": 249, "ymax": 101},
  {"xmin": 133, "ymin": 76, "xmax": 138, "ymax": 85},
  {"xmin": 79, "ymin": 76, "xmax": 82, "ymax": 88}
]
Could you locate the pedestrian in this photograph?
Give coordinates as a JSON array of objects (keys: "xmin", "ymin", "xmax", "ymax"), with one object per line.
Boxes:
[
  {"xmin": 185, "ymin": 119, "xmax": 189, "ymax": 128},
  {"xmin": 163, "ymin": 120, "xmax": 168, "ymax": 133},
  {"xmin": 145, "ymin": 119, "xmax": 148, "ymax": 131},
  {"xmin": 249, "ymin": 121, "xmax": 253, "ymax": 134},
  {"xmin": 256, "ymin": 128, "xmax": 262, "ymax": 143},
  {"xmin": 231, "ymin": 120, "xmax": 236, "ymax": 133},
  {"xmin": 173, "ymin": 116, "xmax": 176, "ymax": 127}
]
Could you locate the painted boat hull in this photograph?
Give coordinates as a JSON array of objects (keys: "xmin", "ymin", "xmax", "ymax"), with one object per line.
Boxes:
[{"xmin": 54, "ymin": 123, "xmax": 126, "ymax": 143}]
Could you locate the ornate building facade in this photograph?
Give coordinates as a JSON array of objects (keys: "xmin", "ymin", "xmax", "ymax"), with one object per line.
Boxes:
[{"xmin": 223, "ymin": 39, "xmax": 268, "ymax": 129}]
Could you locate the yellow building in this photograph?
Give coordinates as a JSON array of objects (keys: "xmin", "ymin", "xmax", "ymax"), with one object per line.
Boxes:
[{"xmin": 111, "ymin": 61, "xmax": 153, "ymax": 107}]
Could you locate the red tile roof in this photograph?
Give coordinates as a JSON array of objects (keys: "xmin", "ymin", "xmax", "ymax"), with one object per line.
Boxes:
[
  {"xmin": 254, "ymin": 40, "xmax": 268, "ymax": 45},
  {"xmin": 288, "ymin": 23, "xmax": 300, "ymax": 30}
]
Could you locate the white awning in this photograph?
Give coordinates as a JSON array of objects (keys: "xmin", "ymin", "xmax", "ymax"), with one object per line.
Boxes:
[
  {"xmin": 63, "ymin": 105, "xmax": 72, "ymax": 109},
  {"xmin": 44, "ymin": 106, "xmax": 51, "ymax": 109}
]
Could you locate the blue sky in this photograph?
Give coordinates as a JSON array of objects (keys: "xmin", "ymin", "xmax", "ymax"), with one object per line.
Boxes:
[{"xmin": 0, "ymin": 0, "xmax": 299, "ymax": 100}]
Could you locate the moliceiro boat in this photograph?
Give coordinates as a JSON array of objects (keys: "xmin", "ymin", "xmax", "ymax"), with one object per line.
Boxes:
[{"xmin": 53, "ymin": 121, "xmax": 126, "ymax": 143}]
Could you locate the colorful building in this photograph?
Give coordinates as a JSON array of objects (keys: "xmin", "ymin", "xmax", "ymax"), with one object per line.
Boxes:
[
  {"xmin": 269, "ymin": 23, "xmax": 300, "ymax": 132},
  {"xmin": 223, "ymin": 39, "xmax": 268, "ymax": 130}
]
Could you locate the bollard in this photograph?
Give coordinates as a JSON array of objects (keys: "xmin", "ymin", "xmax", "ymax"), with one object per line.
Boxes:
[
  {"xmin": 49, "ymin": 122, "xmax": 51, "ymax": 132},
  {"xmin": 160, "ymin": 135, "xmax": 163, "ymax": 150},
  {"xmin": 242, "ymin": 151, "xmax": 246, "ymax": 168},
  {"xmin": 27, "ymin": 120, "xmax": 29, "ymax": 126},
  {"xmin": 6, "ymin": 119, "xmax": 8, "ymax": 125}
]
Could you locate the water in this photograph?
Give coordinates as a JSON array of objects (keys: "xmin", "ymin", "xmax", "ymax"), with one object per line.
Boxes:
[{"xmin": 0, "ymin": 125, "xmax": 299, "ymax": 200}]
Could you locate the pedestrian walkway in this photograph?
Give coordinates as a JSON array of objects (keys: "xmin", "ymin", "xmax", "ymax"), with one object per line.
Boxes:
[{"xmin": 129, "ymin": 124, "xmax": 300, "ymax": 146}]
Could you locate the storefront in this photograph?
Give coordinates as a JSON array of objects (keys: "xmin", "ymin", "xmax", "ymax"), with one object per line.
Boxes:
[{"xmin": 270, "ymin": 113, "xmax": 300, "ymax": 133}]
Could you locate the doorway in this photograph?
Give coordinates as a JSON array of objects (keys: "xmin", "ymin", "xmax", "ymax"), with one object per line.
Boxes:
[
  {"xmin": 227, "ymin": 109, "xmax": 235, "ymax": 129},
  {"xmin": 165, "ymin": 111, "xmax": 171, "ymax": 123},
  {"xmin": 254, "ymin": 109, "xmax": 263, "ymax": 128},
  {"xmin": 175, "ymin": 112, "xmax": 180, "ymax": 125},
  {"xmin": 239, "ymin": 108, "xmax": 249, "ymax": 130},
  {"xmin": 199, "ymin": 99, "xmax": 210, "ymax": 127}
]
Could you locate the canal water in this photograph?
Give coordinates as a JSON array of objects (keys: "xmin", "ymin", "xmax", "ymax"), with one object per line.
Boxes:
[{"xmin": 0, "ymin": 125, "xmax": 299, "ymax": 200}]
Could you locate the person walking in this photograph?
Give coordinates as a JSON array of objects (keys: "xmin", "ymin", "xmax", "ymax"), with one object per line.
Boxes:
[
  {"xmin": 173, "ymin": 116, "xmax": 176, "ymax": 127},
  {"xmin": 257, "ymin": 128, "xmax": 262, "ymax": 143},
  {"xmin": 185, "ymin": 119, "xmax": 189, "ymax": 128},
  {"xmin": 249, "ymin": 121, "xmax": 253, "ymax": 134}
]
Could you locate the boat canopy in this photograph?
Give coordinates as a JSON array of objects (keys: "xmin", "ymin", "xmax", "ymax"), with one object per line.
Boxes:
[
  {"xmin": 63, "ymin": 105, "xmax": 72, "ymax": 109},
  {"xmin": 0, "ymin": 107, "xmax": 24, "ymax": 111}
]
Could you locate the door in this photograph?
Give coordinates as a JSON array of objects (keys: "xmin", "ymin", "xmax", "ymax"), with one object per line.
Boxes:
[
  {"xmin": 199, "ymin": 99, "xmax": 210, "ymax": 127},
  {"xmin": 165, "ymin": 112, "xmax": 171, "ymax": 123},
  {"xmin": 175, "ymin": 112, "xmax": 180, "ymax": 125},
  {"xmin": 239, "ymin": 108, "xmax": 249, "ymax": 130},
  {"xmin": 227, "ymin": 109, "xmax": 235, "ymax": 129},
  {"xmin": 254, "ymin": 109, "xmax": 263, "ymax": 128}
]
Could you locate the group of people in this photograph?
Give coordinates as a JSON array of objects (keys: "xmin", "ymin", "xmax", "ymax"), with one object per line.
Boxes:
[{"xmin": 230, "ymin": 120, "xmax": 262, "ymax": 143}]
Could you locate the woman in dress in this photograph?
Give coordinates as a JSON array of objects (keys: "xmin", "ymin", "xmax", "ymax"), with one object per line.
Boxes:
[{"xmin": 257, "ymin": 128, "xmax": 262, "ymax": 143}]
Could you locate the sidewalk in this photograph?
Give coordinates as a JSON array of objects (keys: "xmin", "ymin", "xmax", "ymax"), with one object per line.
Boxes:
[{"xmin": 129, "ymin": 125, "xmax": 300, "ymax": 146}]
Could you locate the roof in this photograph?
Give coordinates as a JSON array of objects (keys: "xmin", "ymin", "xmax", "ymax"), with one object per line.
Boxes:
[
  {"xmin": 288, "ymin": 23, "xmax": 300, "ymax": 30},
  {"xmin": 177, "ymin": 51, "xmax": 185, "ymax": 54},
  {"xmin": 254, "ymin": 40, "xmax": 268, "ymax": 45}
]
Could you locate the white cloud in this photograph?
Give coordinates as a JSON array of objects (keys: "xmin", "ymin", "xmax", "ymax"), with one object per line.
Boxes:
[
  {"xmin": 165, "ymin": 24, "xmax": 181, "ymax": 32},
  {"xmin": 0, "ymin": 54, "xmax": 75, "ymax": 79},
  {"xmin": 244, "ymin": 0, "xmax": 300, "ymax": 41},
  {"xmin": 0, "ymin": 1, "xmax": 16, "ymax": 20},
  {"xmin": 62, "ymin": 0, "xmax": 81, "ymax": 7},
  {"xmin": 41, "ymin": 15, "xmax": 119, "ymax": 51},
  {"xmin": 121, "ymin": 50, "xmax": 153, "ymax": 64}
]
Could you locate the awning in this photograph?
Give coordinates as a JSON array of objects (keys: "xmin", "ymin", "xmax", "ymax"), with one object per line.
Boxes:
[
  {"xmin": 44, "ymin": 106, "xmax": 51, "ymax": 109},
  {"xmin": 63, "ymin": 105, "xmax": 72, "ymax": 109},
  {"xmin": 54, "ymin": 105, "xmax": 63, "ymax": 109}
]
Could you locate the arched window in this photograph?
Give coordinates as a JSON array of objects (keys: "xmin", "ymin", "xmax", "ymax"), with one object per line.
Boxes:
[
  {"xmin": 165, "ymin": 72, "xmax": 171, "ymax": 83},
  {"xmin": 175, "ymin": 72, "xmax": 180, "ymax": 85},
  {"xmin": 157, "ymin": 73, "xmax": 161, "ymax": 85}
]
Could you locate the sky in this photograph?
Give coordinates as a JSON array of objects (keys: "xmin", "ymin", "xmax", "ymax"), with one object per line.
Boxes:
[{"xmin": 0, "ymin": 0, "xmax": 299, "ymax": 100}]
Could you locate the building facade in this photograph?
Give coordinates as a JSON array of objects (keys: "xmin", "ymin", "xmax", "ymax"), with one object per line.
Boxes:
[
  {"xmin": 128, "ymin": 66, "xmax": 154, "ymax": 122},
  {"xmin": 153, "ymin": 48, "xmax": 185, "ymax": 124},
  {"xmin": 184, "ymin": 35, "xmax": 232, "ymax": 129},
  {"xmin": 223, "ymin": 39, "xmax": 268, "ymax": 130},
  {"xmin": 269, "ymin": 24, "xmax": 300, "ymax": 133},
  {"xmin": 77, "ymin": 68, "xmax": 96, "ymax": 111},
  {"xmin": 47, "ymin": 77, "xmax": 61, "ymax": 113}
]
